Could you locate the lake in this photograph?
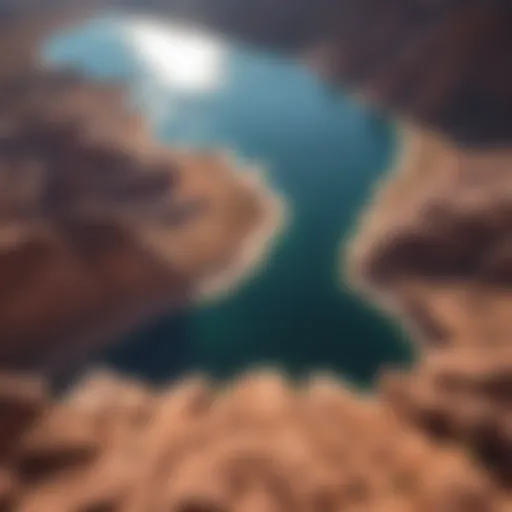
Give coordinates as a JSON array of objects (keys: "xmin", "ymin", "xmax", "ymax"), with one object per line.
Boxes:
[{"xmin": 47, "ymin": 14, "xmax": 413, "ymax": 387}]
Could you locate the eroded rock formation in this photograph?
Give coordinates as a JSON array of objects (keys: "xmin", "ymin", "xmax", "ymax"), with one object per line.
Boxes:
[
  {"xmin": 346, "ymin": 127, "xmax": 512, "ymax": 492},
  {"xmin": 0, "ymin": 11, "xmax": 283, "ymax": 375},
  {"xmin": 0, "ymin": 369, "xmax": 509, "ymax": 512},
  {"xmin": 348, "ymin": 129, "xmax": 512, "ymax": 346},
  {"xmin": 382, "ymin": 347, "xmax": 512, "ymax": 486}
]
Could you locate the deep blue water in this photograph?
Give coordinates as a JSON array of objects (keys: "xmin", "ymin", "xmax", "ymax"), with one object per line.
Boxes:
[{"xmin": 47, "ymin": 16, "xmax": 412, "ymax": 387}]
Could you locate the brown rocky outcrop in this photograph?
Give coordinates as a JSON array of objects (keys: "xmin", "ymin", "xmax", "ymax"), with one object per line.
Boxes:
[
  {"xmin": 348, "ymin": 128, "xmax": 512, "ymax": 491},
  {"xmin": 382, "ymin": 347, "xmax": 512, "ymax": 486},
  {"xmin": 0, "ymin": 369, "xmax": 508, "ymax": 512},
  {"xmin": 348, "ymin": 129, "xmax": 512, "ymax": 346},
  {"xmin": 0, "ymin": 28, "xmax": 283, "ymax": 374}
]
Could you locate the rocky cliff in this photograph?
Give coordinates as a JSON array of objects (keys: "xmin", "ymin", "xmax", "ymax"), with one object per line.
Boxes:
[{"xmin": 0, "ymin": 9, "xmax": 283, "ymax": 375}]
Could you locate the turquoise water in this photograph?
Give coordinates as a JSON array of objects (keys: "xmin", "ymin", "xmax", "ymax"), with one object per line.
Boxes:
[{"xmin": 48, "ymin": 16, "xmax": 412, "ymax": 386}]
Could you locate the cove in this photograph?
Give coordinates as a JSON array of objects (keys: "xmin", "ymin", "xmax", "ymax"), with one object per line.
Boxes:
[{"xmin": 47, "ymin": 15, "xmax": 413, "ymax": 387}]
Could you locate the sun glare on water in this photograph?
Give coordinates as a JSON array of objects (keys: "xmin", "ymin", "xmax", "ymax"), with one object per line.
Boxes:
[{"xmin": 123, "ymin": 19, "xmax": 228, "ymax": 94}]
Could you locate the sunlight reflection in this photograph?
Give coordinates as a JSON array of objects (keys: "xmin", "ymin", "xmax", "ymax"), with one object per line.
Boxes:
[{"xmin": 123, "ymin": 19, "xmax": 228, "ymax": 94}]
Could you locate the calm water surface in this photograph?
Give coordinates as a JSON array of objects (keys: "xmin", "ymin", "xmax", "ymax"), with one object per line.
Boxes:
[{"xmin": 48, "ymin": 16, "xmax": 412, "ymax": 386}]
